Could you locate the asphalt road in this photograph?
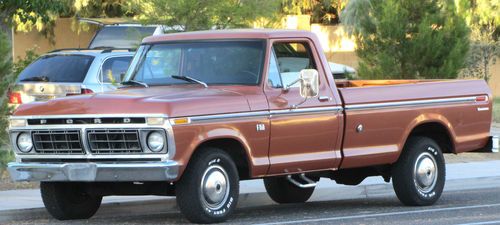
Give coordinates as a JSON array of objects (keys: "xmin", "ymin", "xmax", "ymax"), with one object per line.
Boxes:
[{"xmin": 3, "ymin": 186, "xmax": 500, "ymax": 225}]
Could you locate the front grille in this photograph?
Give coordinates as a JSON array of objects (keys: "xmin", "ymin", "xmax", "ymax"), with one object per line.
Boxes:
[
  {"xmin": 87, "ymin": 129, "xmax": 143, "ymax": 154},
  {"xmin": 32, "ymin": 130, "xmax": 84, "ymax": 154}
]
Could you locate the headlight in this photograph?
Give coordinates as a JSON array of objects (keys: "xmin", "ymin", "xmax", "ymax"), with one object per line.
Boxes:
[
  {"xmin": 17, "ymin": 132, "xmax": 33, "ymax": 153},
  {"xmin": 147, "ymin": 131, "xmax": 165, "ymax": 152}
]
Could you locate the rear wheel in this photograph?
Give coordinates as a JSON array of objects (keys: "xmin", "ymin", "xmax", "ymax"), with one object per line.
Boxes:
[
  {"xmin": 176, "ymin": 148, "xmax": 239, "ymax": 224},
  {"xmin": 264, "ymin": 175, "xmax": 316, "ymax": 204},
  {"xmin": 392, "ymin": 136, "xmax": 446, "ymax": 206},
  {"xmin": 41, "ymin": 182, "xmax": 102, "ymax": 220}
]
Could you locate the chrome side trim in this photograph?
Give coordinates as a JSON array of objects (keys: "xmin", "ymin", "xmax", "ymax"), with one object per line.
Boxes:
[
  {"xmin": 345, "ymin": 96, "xmax": 478, "ymax": 111},
  {"xmin": 7, "ymin": 160, "xmax": 179, "ymax": 182},
  {"xmin": 187, "ymin": 106, "xmax": 343, "ymax": 123},
  {"xmin": 189, "ymin": 111, "xmax": 269, "ymax": 122},
  {"xmin": 270, "ymin": 106, "xmax": 342, "ymax": 116}
]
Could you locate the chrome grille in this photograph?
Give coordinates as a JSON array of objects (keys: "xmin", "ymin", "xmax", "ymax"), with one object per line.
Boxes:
[
  {"xmin": 32, "ymin": 130, "xmax": 84, "ymax": 154},
  {"xmin": 87, "ymin": 129, "xmax": 142, "ymax": 154}
]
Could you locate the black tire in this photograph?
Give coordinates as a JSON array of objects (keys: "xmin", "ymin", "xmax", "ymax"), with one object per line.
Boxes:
[
  {"xmin": 40, "ymin": 182, "xmax": 102, "ymax": 220},
  {"xmin": 176, "ymin": 148, "xmax": 239, "ymax": 224},
  {"xmin": 264, "ymin": 175, "xmax": 316, "ymax": 204},
  {"xmin": 392, "ymin": 136, "xmax": 446, "ymax": 206}
]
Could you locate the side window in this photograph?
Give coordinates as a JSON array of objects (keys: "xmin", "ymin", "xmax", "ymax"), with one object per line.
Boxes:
[
  {"xmin": 101, "ymin": 56, "xmax": 133, "ymax": 83},
  {"xmin": 273, "ymin": 42, "xmax": 317, "ymax": 88},
  {"xmin": 267, "ymin": 50, "xmax": 283, "ymax": 88}
]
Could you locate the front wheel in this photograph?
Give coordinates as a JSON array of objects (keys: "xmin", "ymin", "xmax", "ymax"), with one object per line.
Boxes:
[
  {"xmin": 392, "ymin": 136, "xmax": 446, "ymax": 206},
  {"xmin": 176, "ymin": 148, "xmax": 239, "ymax": 224},
  {"xmin": 41, "ymin": 182, "xmax": 102, "ymax": 220}
]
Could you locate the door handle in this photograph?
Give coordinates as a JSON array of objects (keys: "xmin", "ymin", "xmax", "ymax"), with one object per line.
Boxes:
[{"xmin": 318, "ymin": 96, "xmax": 331, "ymax": 102}]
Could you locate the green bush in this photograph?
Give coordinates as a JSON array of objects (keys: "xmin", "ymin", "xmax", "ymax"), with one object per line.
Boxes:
[
  {"xmin": 0, "ymin": 29, "xmax": 12, "ymax": 172},
  {"xmin": 0, "ymin": 150, "xmax": 14, "ymax": 174}
]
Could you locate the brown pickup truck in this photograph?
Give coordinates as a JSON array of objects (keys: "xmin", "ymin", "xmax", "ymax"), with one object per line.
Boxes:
[{"xmin": 7, "ymin": 29, "xmax": 498, "ymax": 223}]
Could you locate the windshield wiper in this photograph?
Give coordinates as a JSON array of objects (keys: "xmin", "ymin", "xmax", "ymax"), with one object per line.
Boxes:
[
  {"xmin": 20, "ymin": 76, "xmax": 50, "ymax": 82},
  {"xmin": 171, "ymin": 75, "xmax": 208, "ymax": 88},
  {"xmin": 121, "ymin": 79, "xmax": 149, "ymax": 88}
]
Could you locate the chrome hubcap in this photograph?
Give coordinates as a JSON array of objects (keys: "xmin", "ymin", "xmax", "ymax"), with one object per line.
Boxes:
[
  {"xmin": 413, "ymin": 152, "xmax": 438, "ymax": 193},
  {"xmin": 201, "ymin": 165, "xmax": 229, "ymax": 210}
]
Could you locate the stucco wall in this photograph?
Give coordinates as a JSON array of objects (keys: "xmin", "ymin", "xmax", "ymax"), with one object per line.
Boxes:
[{"xmin": 12, "ymin": 18, "xmax": 97, "ymax": 61}]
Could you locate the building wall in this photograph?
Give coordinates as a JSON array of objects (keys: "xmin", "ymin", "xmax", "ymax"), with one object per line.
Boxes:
[{"xmin": 12, "ymin": 18, "xmax": 97, "ymax": 61}]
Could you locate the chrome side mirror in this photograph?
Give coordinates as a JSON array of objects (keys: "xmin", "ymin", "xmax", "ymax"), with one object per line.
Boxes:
[{"xmin": 299, "ymin": 69, "xmax": 319, "ymax": 98}]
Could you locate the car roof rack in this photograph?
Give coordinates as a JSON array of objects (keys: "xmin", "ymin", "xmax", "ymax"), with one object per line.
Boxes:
[
  {"xmin": 49, "ymin": 48, "xmax": 136, "ymax": 54},
  {"xmin": 100, "ymin": 48, "xmax": 136, "ymax": 53}
]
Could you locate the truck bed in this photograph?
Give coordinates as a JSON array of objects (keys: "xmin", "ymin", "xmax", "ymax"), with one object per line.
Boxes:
[{"xmin": 336, "ymin": 79, "xmax": 492, "ymax": 169}]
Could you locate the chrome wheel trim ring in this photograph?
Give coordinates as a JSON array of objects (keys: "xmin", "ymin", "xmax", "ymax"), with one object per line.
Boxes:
[
  {"xmin": 413, "ymin": 151, "xmax": 438, "ymax": 193},
  {"xmin": 200, "ymin": 164, "xmax": 230, "ymax": 210}
]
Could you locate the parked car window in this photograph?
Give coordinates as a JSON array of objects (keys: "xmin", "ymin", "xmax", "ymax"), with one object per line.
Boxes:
[
  {"xmin": 101, "ymin": 56, "xmax": 133, "ymax": 83},
  {"xmin": 131, "ymin": 40, "xmax": 265, "ymax": 86},
  {"xmin": 89, "ymin": 26, "xmax": 157, "ymax": 49},
  {"xmin": 17, "ymin": 55, "xmax": 94, "ymax": 83},
  {"xmin": 267, "ymin": 50, "xmax": 283, "ymax": 88},
  {"xmin": 273, "ymin": 42, "xmax": 317, "ymax": 88}
]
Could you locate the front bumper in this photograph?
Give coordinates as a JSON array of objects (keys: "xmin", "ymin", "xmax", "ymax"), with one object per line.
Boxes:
[{"xmin": 7, "ymin": 161, "xmax": 179, "ymax": 182}]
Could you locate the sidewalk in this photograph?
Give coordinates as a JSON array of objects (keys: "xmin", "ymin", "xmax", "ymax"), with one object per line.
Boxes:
[{"xmin": 1, "ymin": 160, "xmax": 500, "ymax": 213}]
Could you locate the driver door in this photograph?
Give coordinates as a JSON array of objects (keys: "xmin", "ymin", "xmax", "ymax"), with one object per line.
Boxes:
[{"xmin": 264, "ymin": 39, "xmax": 342, "ymax": 175}]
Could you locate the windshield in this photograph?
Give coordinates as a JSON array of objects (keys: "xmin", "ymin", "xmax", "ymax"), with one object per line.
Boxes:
[
  {"xmin": 128, "ymin": 40, "xmax": 265, "ymax": 86},
  {"xmin": 17, "ymin": 55, "xmax": 94, "ymax": 83},
  {"xmin": 89, "ymin": 26, "xmax": 157, "ymax": 49}
]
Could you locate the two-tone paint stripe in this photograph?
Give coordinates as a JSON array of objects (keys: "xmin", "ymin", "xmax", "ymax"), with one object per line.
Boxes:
[
  {"xmin": 187, "ymin": 106, "xmax": 344, "ymax": 123},
  {"xmin": 345, "ymin": 96, "xmax": 480, "ymax": 111},
  {"xmin": 183, "ymin": 96, "xmax": 487, "ymax": 124}
]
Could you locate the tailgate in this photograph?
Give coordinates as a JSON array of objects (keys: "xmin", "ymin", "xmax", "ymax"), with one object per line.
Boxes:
[{"xmin": 13, "ymin": 82, "xmax": 82, "ymax": 104}]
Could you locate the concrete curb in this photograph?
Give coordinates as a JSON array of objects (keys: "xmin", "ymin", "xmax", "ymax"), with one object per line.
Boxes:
[{"xmin": 1, "ymin": 175, "xmax": 500, "ymax": 223}]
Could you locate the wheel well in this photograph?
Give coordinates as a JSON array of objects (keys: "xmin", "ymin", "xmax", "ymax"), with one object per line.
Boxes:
[
  {"xmin": 407, "ymin": 122, "xmax": 454, "ymax": 153},
  {"xmin": 196, "ymin": 138, "xmax": 251, "ymax": 180}
]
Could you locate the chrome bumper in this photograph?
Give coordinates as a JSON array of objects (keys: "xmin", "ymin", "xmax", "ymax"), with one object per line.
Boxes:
[
  {"xmin": 7, "ymin": 161, "xmax": 179, "ymax": 182},
  {"xmin": 493, "ymin": 135, "xmax": 499, "ymax": 153}
]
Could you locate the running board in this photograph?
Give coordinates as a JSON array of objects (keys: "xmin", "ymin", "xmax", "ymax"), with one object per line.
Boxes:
[{"xmin": 286, "ymin": 173, "xmax": 317, "ymax": 188}]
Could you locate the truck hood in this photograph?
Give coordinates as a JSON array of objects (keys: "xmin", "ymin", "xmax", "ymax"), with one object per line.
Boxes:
[{"xmin": 13, "ymin": 85, "xmax": 251, "ymax": 118}]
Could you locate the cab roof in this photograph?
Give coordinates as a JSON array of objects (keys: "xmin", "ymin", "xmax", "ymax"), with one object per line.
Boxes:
[{"xmin": 142, "ymin": 29, "xmax": 318, "ymax": 44}]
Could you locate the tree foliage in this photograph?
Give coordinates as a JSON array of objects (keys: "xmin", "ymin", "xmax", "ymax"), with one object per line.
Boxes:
[
  {"xmin": 281, "ymin": 0, "xmax": 347, "ymax": 24},
  {"xmin": 0, "ymin": 0, "xmax": 67, "ymax": 32},
  {"xmin": 64, "ymin": 0, "xmax": 133, "ymax": 18},
  {"xmin": 341, "ymin": 0, "xmax": 470, "ymax": 79},
  {"xmin": 458, "ymin": 0, "xmax": 499, "ymax": 82},
  {"xmin": 0, "ymin": 29, "xmax": 13, "ymax": 152},
  {"xmin": 126, "ymin": 0, "xmax": 282, "ymax": 31}
]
